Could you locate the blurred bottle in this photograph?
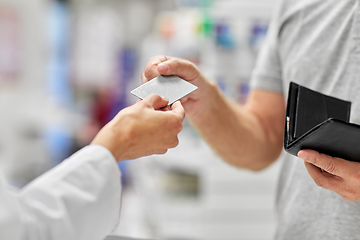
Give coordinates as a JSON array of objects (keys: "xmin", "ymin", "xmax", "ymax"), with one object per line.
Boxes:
[
  {"xmin": 214, "ymin": 19, "xmax": 237, "ymax": 99},
  {"xmin": 46, "ymin": 0, "xmax": 73, "ymax": 166},
  {"xmin": 249, "ymin": 20, "xmax": 268, "ymax": 54},
  {"xmin": 111, "ymin": 48, "xmax": 137, "ymax": 119},
  {"xmin": 113, "ymin": 48, "xmax": 138, "ymax": 186}
]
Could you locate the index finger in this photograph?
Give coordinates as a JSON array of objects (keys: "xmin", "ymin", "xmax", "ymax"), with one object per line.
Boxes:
[
  {"xmin": 298, "ymin": 150, "xmax": 354, "ymax": 177},
  {"xmin": 142, "ymin": 55, "xmax": 169, "ymax": 83},
  {"xmin": 156, "ymin": 58, "xmax": 200, "ymax": 83}
]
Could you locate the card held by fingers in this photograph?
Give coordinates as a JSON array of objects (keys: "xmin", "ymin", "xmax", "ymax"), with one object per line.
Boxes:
[{"xmin": 131, "ymin": 75, "xmax": 198, "ymax": 105}]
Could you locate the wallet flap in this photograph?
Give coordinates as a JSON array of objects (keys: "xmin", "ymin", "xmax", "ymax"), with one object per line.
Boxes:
[
  {"xmin": 285, "ymin": 82, "xmax": 351, "ymax": 146},
  {"xmin": 284, "ymin": 82, "xmax": 359, "ymax": 162},
  {"xmin": 285, "ymin": 119, "xmax": 360, "ymax": 162},
  {"xmin": 294, "ymin": 85, "xmax": 328, "ymax": 138}
]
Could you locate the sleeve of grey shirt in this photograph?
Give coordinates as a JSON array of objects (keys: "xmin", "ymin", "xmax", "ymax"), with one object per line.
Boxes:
[{"xmin": 250, "ymin": 0, "xmax": 284, "ymax": 94}]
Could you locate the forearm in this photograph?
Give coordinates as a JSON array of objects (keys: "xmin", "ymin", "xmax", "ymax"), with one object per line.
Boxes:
[
  {"xmin": 188, "ymin": 82, "xmax": 284, "ymax": 171},
  {"xmin": 141, "ymin": 56, "xmax": 285, "ymax": 170}
]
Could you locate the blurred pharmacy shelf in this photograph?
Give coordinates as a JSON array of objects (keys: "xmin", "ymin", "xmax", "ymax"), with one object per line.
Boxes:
[
  {"xmin": 114, "ymin": 0, "xmax": 281, "ymax": 239},
  {"xmin": 0, "ymin": 0, "xmax": 282, "ymax": 239},
  {"xmin": 115, "ymin": 127, "xmax": 284, "ymax": 240},
  {"xmin": 0, "ymin": 0, "xmax": 53, "ymax": 186}
]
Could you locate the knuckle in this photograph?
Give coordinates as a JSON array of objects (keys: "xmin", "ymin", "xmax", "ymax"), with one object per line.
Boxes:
[
  {"xmin": 186, "ymin": 61, "xmax": 201, "ymax": 78},
  {"xmin": 123, "ymin": 110, "xmax": 137, "ymax": 122},
  {"xmin": 171, "ymin": 59, "xmax": 181, "ymax": 69},
  {"xmin": 140, "ymin": 100, "xmax": 151, "ymax": 108},
  {"xmin": 310, "ymin": 156, "xmax": 318, "ymax": 165},
  {"xmin": 323, "ymin": 161, "xmax": 336, "ymax": 173},
  {"xmin": 161, "ymin": 55, "xmax": 169, "ymax": 61},
  {"xmin": 150, "ymin": 55, "xmax": 164, "ymax": 62},
  {"xmin": 157, "ymin": 55, "xmax": 168, "ymax": 61},
  {"xmin": 187, "ymin": 61, "xmax": 197, "ymax": 70}
]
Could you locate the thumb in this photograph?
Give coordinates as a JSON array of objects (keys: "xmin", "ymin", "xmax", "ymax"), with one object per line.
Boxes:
[
  {"xmin": 157, "ymin": 58, "xmax": 200, "ymax": 82},
  {"xmin": 143, "ymin": 94, "xmax": 169, "ymax": 110}
]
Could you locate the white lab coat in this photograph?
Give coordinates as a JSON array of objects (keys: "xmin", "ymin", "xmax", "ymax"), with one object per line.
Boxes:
[{"xmin": 0, "ymin": 145, "xmax": 121, "ymax": 240}]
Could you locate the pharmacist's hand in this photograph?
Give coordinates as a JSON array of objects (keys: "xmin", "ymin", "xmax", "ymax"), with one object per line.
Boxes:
[
  {"xmin": 299, "ymin": 150, "xmax": 360, "ymax": 201},
  {"xmin": 91, "ymin": 94, "xmax": 185, "ymax": 162},
  {"xmin": 142, "ymin": 56, "xmax": 214, "ymax": 118}
]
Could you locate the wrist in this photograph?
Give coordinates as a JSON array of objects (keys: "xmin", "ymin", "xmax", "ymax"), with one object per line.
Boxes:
[
  {"xmin": 91, "ymin": 120, "xmax": 129, "ymax": 163},
  {"xmin": 187, "ymin": 79, "xmax": 220, "ymax": 124}
]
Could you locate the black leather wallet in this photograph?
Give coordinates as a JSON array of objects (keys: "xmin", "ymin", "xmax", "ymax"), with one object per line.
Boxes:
[{"xmin": 284, "ymin": 82, "xmax": 360, "ymax": 162}]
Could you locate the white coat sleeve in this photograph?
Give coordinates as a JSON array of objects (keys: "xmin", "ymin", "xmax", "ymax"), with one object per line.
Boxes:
[{"xmin": 0, "ymin": 145, "xmax": 121, "ymax": 240}]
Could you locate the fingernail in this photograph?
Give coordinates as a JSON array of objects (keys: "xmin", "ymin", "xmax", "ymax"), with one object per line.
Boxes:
[
  {"xmin": 158, "ymin": 63, "xmax": 169, "ymax": 72},
  {"xmin": 162, "ymin": 97, "xmax": 169, "ymax": 102},
  {"xmin": 297, "ymin": 151, "xmax": 306, "ymax": 160}
]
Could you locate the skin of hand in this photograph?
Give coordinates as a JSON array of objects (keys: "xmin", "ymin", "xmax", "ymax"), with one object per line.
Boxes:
[
  {"xmin": 91, "ymin": 94, "xmax": 185, "ymax": 162},
  {"xmin": 299, "ymin": 150, "xmax": 360, "ymax": 201},
  {"xmin": 142, "ymin": 56, "xmax": 212, "ymax": 120},
  {"xmin": 142, "ymin": 56, "xmax": 285, "ymax": 171}
]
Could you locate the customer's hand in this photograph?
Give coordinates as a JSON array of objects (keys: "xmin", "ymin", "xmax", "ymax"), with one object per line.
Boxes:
[
  {"xmin": 299, "ymin": 150, "xmax": 360, "ymax": 201},
  {"xmin": 91, "ymin": 94, "xmax": 185, "ymax": 162},
  {"xmin": 142, "ymin": 56, "xmax": 215, "ymax": 120}
]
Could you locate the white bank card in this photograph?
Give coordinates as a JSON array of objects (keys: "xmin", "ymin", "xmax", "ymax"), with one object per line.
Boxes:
[{"xmin": 131, "ymin": 75, "xmax": 198, "ymax": 105}]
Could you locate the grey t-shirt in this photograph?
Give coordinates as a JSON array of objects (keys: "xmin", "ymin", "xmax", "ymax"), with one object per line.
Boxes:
[{"xmin": 251, "ymin": 0, "xmax": 360, "ymax": 239}]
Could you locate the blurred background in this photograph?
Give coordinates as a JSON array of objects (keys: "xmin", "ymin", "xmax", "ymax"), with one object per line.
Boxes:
[{"xmin": 0, "ymin": 0, "xmax": 282, "ymax": 239}]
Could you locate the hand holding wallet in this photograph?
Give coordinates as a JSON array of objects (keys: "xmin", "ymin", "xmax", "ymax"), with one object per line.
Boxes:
[{"xmin": 284, "ymin": 82, "xmax": 360, "ymax": 162}]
